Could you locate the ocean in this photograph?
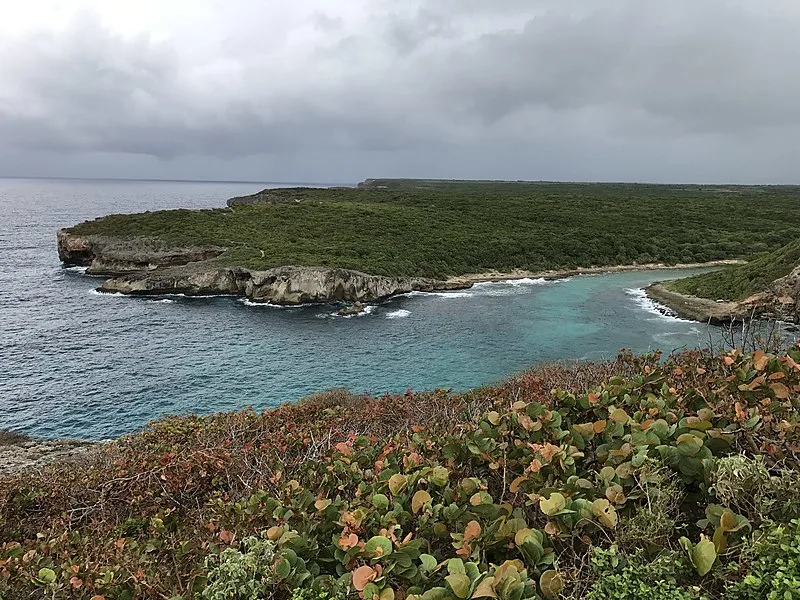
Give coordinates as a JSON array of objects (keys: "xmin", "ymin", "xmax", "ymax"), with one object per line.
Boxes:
[{"xmin": 1, "ymin": 177, "xmax": 720, "ymax": 440}]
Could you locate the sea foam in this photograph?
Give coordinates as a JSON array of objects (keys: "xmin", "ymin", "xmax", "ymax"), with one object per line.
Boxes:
[{"xmin": 625, "ymin": 288, "xmax": 692, "ymax": 323}]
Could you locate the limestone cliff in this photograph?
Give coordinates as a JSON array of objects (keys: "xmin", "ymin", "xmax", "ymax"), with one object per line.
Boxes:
[
  {"xmin": 58, "ymin": 230, "xmax": 469, "ymax": 305},
  {"xmin": 99, "ymin": 264, "xmax": 468, "ymax": 304},
  {"xmin": 57, "ymin": 230, "xmax": 225, "ymax": 275}
]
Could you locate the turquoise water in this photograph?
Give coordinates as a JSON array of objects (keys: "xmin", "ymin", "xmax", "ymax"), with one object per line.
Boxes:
[{"xmin": 1, "ymin": 178, "xmax": 719, "ymax": 440}]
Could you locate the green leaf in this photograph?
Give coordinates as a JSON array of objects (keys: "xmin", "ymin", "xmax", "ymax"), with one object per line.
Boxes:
[
  {"xmin": 539, "ymin": 570, "xmax": 564, "ymax": 598},
  {"xmin": 539, "ymin": 492, "xmax": 567, "ymax": 516},
  {"xmin": 693, "ymin": 535, "xmax": 717, "ymax": 576},
  {"xmin": 37, "ymin": 568, "xmax": 57, "ymax": 585},
  {"xmin": 365, "ymin": 535, "xmax": 393, "ymax": 558},
  {"xmin": 445, "ymin": 573, "xmax": 472, "ymax": 599},
  {"xmin": 676, "ymin": 433, "xmax": 704, "ymax": 457},
  {"xmin": 420, "ymin": 554, "xmax": 438, "ymax": 572},
  {"xmin": 430, "ymin": 466, "xmax": 450, "ymax": 487},
  {"xmin": 274, "ymin": 557, "xmax": 291, "ymax": 580},
  {"xmin": 680, "ymin": 535, "xmax": 717, "ymax": 576},
  {"xmin": 447, "ymin": 558, "xmax": 466, "ymax": 575},
  {"xmin": 421, "ymin": 588, "xmax": 450, "ymax": 600},
  {"xmin": 372, "ymin": 493, "xmax": 390, "ymax": 510}
]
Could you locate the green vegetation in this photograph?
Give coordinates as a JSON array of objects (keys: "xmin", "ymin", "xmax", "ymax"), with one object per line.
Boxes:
[
  {"xmin": 1, "ymin": 346, "xmax": 798, "ymax": 599},
  {"xmin": 68, "ymin": 183, "xmax": 800, "ymax": 278},
  {"xmin": 666, "ymin": 238, "xmax": 800, "ymax": 301}
]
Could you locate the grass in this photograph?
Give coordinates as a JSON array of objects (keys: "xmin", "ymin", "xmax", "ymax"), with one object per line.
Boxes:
[
  {"xmin": 665, "ymin": 238, "xmax": 800, "ymax": 301},
  {"xmin": 1, "ymin": 347, "xmax": 799, "ymax": 599},
  {"xmin": 67, "ymin": 183, "xmax": 800, "ymax": 279}
]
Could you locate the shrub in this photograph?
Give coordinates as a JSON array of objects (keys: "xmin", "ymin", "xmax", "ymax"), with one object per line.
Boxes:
[
  {"xmin": 202, "ymin": 536, "xmax": 277, "ymax": 600},
  {"xmin": 711, "ymin": 455, "xmax": 800, "ymax": 524},
  {"xmin": 585, "ymin": 546, "xmax": 705, "ymax": 600},
  {"xmin": 727, "ymin": 519, "xmax": 800, "ymax": 599},
  {"xmin": 0, "ymin": 347, "xmax": 798, "ymax": 598}
]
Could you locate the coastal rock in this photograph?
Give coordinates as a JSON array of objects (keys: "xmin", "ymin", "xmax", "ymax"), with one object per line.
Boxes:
[
  {"xmin": 100, "ymin": 266, "xmax": 250, "ymax": 296},
  {"xmin": 57, "ymin": 230, "xmax": 225, "ymax": 275},
  {"xmin": 99, "ymin": 264, "xmax": 472, "ymax": 304},
  {"xmin": 647, "ymin": 263, "xmax": 800, "ymax": 324},
  {"xmin": 338, "ymin": 301, "xmax": 366, "ymax": 316},
  {"xmin": 645, "ymin": 284, "xmax": 745, "ymax": 323},
  {"xmin": 0, "ymin": 436, "xmax": 97, "ymax": 477},
  {"xmin": 246, "ymin": 266, "xmax": 452, "ymax": 304}
]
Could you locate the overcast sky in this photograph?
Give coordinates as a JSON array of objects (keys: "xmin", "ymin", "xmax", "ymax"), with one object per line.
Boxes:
[{"xmin": 1, "ymin": 0, "xmax": 799, "ymax": 184}]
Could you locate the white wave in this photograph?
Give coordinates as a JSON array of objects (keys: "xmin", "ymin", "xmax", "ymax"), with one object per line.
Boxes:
[
  {"xmin": 166, "ymin": 293, "xmax": 234, "ymax": 299},
  {"xmin": 405, "ymin": 277, "xmax": 566, "ymax": 300},
  {"xmin": 152, "ymin": 299, "xmax": 175, "ymax": 304},
  {"xmin": 338, "ymin": 305, "xmax": 377, "ymax": 318},
  {"xmin": 429, "ymin": 291, "xmax": 474, "ymax": 298},
  {"xmin": 473, "ymin": 277, "xmax": 548, "ymax": 288},
  {"xmin": 625, "ymin": 288, "xmax": 693, "ymax": 323},
  {"xmin": 386, "ymin": 309, "xmax": 411, "ymax": 319},
  {"xmin": 240, "ymin": 299, "xmax": 314, "ymax": 308},
  {"xmin": 89, "ymin": 289, "xmax": 126, "ymax": 297}
]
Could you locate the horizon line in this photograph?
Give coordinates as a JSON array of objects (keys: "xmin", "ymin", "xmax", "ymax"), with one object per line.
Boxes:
[
  {"xmin": 1, "ymin": 175, "xmax": 800, "ymax": 187},
  {"xmin": 0, "ymin": 175, "xmax": 351, "ymax": 186}
]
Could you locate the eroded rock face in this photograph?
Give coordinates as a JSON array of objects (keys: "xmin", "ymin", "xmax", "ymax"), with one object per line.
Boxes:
[
  {"xmin": 59, "ymin": 229, "xmax": 471, "ymax": 305},
  {"xmin": 0, "ymin": 438, "xmax": 97, "ymax": 477},
  {"xmin": 99, "ymin": 264, "xmax": 471, "ymax": 304},
  {"xmin": 100, "ymin": 266, "xmax": 250, "ymax": 296},
  {"xmin": 57, "ymin": 230, "xmax": 225, "ymax": 275},
  {"xmin": 246, "ymin": 266, "xmax": 449, "ymax": 304}
]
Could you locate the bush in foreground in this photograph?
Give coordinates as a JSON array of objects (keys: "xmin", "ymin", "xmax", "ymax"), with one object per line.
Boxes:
[{"xmin": 0, "ymin": 348, "xmax": 798, "ymax": 599}]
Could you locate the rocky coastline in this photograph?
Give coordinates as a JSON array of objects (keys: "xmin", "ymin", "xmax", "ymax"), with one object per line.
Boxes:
[
  {"xmin": 57, "ymin": 230, "xmax": 470, "ymax": 305},
  {"xmin": 60, "ymin": 228, "xmax": 769, "ymax": 312},
  {"xmin": 0, "ymin": 432, "xmax": 97, "ymax": 477},
  {"xmin": 646, "ymin": 264, "xmax": 800, "ymax": 324}
]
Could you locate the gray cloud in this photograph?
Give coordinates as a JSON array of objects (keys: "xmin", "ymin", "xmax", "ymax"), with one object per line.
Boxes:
[{"xmin": 1, "ymin": 1, "xmax": 799, "ymax": 182}]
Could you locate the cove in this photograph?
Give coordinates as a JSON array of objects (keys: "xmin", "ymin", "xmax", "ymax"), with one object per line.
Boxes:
[{"xmin": 4, "ymin": 266, "xmax": 717, "ymax": 441}]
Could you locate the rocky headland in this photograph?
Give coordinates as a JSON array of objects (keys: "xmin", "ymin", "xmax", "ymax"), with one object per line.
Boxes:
[
  {"xmin": 646, "ymin": 264, "xmax": 800, "ymax": 324},
  {"xmin": 56, "ymin": 182, "xmax": 800, "ymax": 313},
  {"xmin": 58, "ymin": 230, "xmax": 470, "ymax": 305}
]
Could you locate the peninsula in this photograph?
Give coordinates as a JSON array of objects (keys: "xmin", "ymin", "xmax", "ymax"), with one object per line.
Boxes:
[
  {"xmin": 58, "ymin": 180, "xmax": 800, "ymax": 314},
  {"xmin": 647, "ymin": 238, "xmax": 800, "ymax": 323}
]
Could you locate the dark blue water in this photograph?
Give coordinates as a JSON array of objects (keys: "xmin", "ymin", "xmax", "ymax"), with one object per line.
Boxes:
[{"xmin": 1, "ymin": 178, "xmax": 718, "ymax": 440}]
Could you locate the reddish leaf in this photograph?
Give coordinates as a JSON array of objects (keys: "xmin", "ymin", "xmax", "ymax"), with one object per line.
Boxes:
[
  {"xmin": 352, "ymin": 566, "xmax": 376, "ymax": 591},
  {"xmin": 219, "ymin": 529, "xmax": 234, "ymax": 544}
]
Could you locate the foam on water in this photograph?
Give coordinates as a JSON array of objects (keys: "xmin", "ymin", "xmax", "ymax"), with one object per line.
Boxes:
[
  {"xmin": 339, "ymin": 305, "xmax": 377, "ymax": 318},
  {"xmin": 240, "ymin": 299, "xmax": 314, "ymax": 308},
  {"xmin": 89, "ymin": 289, "xmax": 126, "ymax": 297},
  {"xmin": 407, "ymin": 277, "xmax": 566, "ymax": 300},
  {"xmin": 625, "ymin": 288, "xmax": 692, "ymax": 323},
  {"xmin": 386, "ymin": 309, "xmax": 411, "ymax": 319}
]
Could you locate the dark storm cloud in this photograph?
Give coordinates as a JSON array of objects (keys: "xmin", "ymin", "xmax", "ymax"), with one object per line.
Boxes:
[{"xmin": 1, "ymin": 1, "xmax": 799, "ymax": 181}]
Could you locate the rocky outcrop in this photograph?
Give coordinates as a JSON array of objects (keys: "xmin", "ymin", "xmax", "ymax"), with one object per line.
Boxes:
[
  {"xmin": 647, "ymin": 265, "xmax": 800, "ymax": 324},
  {"xmin": 0, "ymin": 436, "xmax": 97, "ymax": 477},
  {"xmin": 99, "ymin": 264, "xmax": 471, "ymax": 304},
  {"xmin": 58, "ymin": 219, "xmax": 472, "ymax": 305},
  {"xmin": 57, "ymin": 230, "xmax": 225, "ymax": 275},
  {"xmin": 338, "ymin": 302, "xmax": 366, "ymax": 317},
  {"xmin": 645, "ymin": 284, "xmax": 746, "ymax": 323},
  {"xmin": 99, "ymin": 265, "xmax": 250, "ymax": 296}
]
